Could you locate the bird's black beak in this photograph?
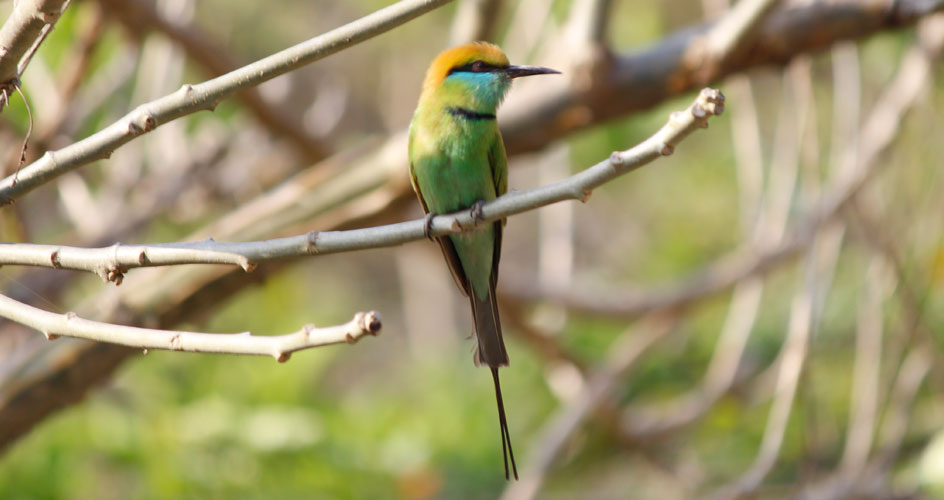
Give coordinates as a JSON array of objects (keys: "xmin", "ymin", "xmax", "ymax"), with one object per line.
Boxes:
[{"xmin": 503, "ymin": 65, "xmax": 561, "ymax": 79}]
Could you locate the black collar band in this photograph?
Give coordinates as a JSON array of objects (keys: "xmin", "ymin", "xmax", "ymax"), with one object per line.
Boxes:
[{"xmin": 447, "ymin": 107, "xmax": 496, "ymax": 121}]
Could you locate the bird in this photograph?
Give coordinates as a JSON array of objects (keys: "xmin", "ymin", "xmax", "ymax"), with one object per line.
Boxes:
[{"xmin": 408, "ymin": 41, "xmax": 559, "ymax": 480}]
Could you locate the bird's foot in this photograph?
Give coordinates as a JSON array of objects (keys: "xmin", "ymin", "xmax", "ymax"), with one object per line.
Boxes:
[
  {"xmin": 423, "ymin": 212, "xmax": 435, "ymax": 241},
  {"xmin": 470, "ymin": 200, "xmax": 486, "ymax": 225}
]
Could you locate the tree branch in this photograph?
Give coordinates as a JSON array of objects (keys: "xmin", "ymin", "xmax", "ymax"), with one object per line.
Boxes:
[
  {"xmin": 96, "ymin": 0, "xmax": 332, "ymax": 162},
  {"xmin": 0, "ymin": 292, "xmax": 381, "ymax": 360},
  {"xmin": 0, "ymin": 0, "xmax": 70, "ymax": 100},
  {"xmin": 502, "ymin": 0, "xmax": 944, "ymax": 154},
  {"xmin": 0, "ymin": 0, "xmax": 453, "ymax": 204},
  {"xmin": 0, "ymin": 88, "xmax": 725, "ymax": 280}
]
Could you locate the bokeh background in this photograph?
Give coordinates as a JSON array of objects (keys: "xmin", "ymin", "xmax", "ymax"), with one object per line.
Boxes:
[{"xmin": 0, "ymin": 0, "xmax": 943, "ymax": 498}]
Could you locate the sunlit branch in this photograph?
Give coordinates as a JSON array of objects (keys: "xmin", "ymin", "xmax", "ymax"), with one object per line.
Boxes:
[{"xmin": 0, "ymin": 292, "xmax": 382, "ymax": 360}]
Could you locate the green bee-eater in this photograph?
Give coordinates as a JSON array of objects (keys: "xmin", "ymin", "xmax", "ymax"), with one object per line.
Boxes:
[{"xmin": 408, "ymin": 42, "xmax": 559, "ymax": 479}]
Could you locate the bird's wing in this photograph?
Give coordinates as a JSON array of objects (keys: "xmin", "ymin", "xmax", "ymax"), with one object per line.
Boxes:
[
  {"xmin": 409, "ymin": 155, "xmax": 473, "ymax": 298},
  {"xmin": 437, "ymin": 232, "xmax": 473, "ymax": 298},
  {"xmin": 487, "ymin": 133, "xmax": 508, "ymax": 281},
  {"xmin": 489, "ymin": 131, "xmax": 509, "ymax": 200}
]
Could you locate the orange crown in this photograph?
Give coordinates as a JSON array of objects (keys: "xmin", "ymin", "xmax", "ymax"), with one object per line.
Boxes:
[{"xmin": 421, "ymin": 42, "xmax": 510, "ymax": 95}]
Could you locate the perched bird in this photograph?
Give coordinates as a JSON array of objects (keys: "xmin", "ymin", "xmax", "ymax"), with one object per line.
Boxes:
[{"xmin": 408, "ymin": 42, "xmax": 559, "ymax": 480}]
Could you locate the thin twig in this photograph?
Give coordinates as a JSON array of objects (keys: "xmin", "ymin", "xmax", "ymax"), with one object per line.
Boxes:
[
  {"xmin": 0, "ymin": 89, "xmax": 725, "ymax": 280},
  {"xmin": 12, "ymin": 82, "xmax": 33, "ymax": 183},
  {"xmin": 0, "ymin": 291, "xmax": 381, "ymax": 361},
  {"xmin": 0, "ymin": 0, "xmax": 453, "ymax": 204}
]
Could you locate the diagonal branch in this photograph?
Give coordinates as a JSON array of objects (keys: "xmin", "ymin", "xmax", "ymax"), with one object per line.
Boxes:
[
  {"xmin": 0, "ymin": 292, "xmax": 381, "ymax": 361},
  {"xmin": 0, "ymin": 0, "xmax": 70, "ymax": 100},
  {"xmin": 502, "ymin": 0, "xmax": 944, "ymax": 154},
  {"xmin": 96, "ymin": 0, "xmax": 331, "ymax": 162},
  {"xmin": 0, "ymin": 89, "xmax": 726, "ymax": 281},
  {"xmin": 0, "ymin": 0, "xmax": 453, "ymax": 204}
]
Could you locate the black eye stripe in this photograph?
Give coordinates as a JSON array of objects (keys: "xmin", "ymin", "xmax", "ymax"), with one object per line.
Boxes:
[{"xmin": 448, "ymin": 60, "xmax": 503, "ymax": 75}]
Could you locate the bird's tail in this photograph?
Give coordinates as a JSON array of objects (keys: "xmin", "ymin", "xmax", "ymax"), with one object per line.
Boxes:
[
  {"xmin": 471, "ymin": 289, "xmax": 517, "ymax": 480},
  {"xmin": 471, "ymin": 287, "xmax": 508, "ymax": 367},
  {"xmin": 491, "ymin": 366, "xmax": 518, "ymax": 480}
]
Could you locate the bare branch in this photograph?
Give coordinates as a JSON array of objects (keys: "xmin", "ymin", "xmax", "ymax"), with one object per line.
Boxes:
[
  {"xmin": 97, "ymin": 0, "xmax": 331, "ymax": 162},
  {"xmin": 0, "ymin": 89, "xmax": 725, "ymax": 279},
  {"xmin": 0, "ymin": 0, "xmax": 453, "ymax": 204},
  {"xmin": 502, "ymin": 0, "xmax": 944, "ymax": 154},
  {"xmin": 0, "ymin": 0, "xmax": 70, "ymax": 98},
  {"xmin": 0, "ymin": 291, "xmax": 381, "ymax": 360}
]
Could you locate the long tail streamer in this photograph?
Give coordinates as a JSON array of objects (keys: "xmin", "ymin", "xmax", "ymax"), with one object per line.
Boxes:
[{"xmin": 491, "ymin": 367, "xmax": 518, "ymax": 480}]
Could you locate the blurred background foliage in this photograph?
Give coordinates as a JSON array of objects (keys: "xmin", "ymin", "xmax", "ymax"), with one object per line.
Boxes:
[{"xmin": 0, "ymin": 0, "xmax": 943, "ymax": 499}]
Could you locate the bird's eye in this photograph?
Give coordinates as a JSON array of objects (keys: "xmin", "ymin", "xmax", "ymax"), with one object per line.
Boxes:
[{"xmin": 471, "ymin": 61, "xmax": 485, "ymax": 72}]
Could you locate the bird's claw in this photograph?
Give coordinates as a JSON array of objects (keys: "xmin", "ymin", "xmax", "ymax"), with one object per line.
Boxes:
[
  {"xmin": 423, "ymin": 212, "xmax": 435, "ymax": 240},
  {"xmin": 470, "ymin": 200, "xmax": 486, "ymax": 225}
]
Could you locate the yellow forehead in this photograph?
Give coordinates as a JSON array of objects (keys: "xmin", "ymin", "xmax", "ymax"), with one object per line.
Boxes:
[{"xmin": 422, "ymin": 42, "xmax": 510, "ymax": 92}]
